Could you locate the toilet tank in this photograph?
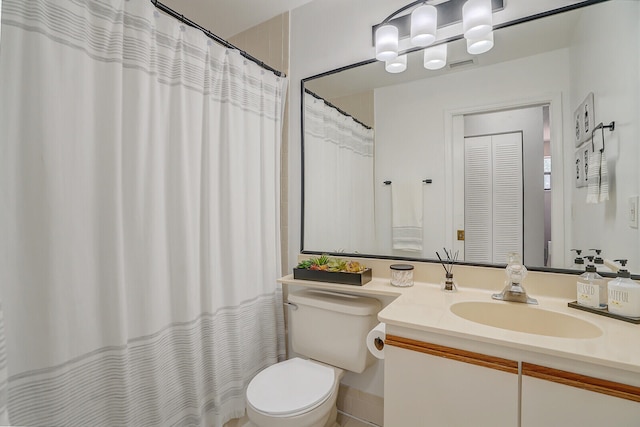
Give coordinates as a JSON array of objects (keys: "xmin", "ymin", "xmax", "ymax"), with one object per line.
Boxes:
[{"xmin": 288, "ymin": 289, "xmax": 381, "ymax": 373}]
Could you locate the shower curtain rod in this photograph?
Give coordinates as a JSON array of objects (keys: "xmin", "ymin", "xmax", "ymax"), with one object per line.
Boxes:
[
  {"xmin": 304, "ymin": 88, "xmax": 373, "ymax": 130},
  {"xmin": 151, "ymin": 0, "xmax": 286, "ymax": 78}
]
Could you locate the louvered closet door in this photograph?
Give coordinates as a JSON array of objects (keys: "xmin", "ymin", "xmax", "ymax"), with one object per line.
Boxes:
[
  {"xmin": 465, "ymin": 133, "xmax": 523, "ymax": 264},
  {"xmin": 464, "ymin": 136, "xmax": 493, "ymax": 263}
]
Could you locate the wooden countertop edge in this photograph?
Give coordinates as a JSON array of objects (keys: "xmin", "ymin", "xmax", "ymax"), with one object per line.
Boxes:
[
  {"xmin": 386, "ymin": 336, "xmax": 640, "ymax": 402},
  {"xmin": 385, "ymin": 334, "xmax": 519, "ymax": 375},
  {"xmin": 522, "ymin": 362, "xmax": 640, "ymax": 403}
]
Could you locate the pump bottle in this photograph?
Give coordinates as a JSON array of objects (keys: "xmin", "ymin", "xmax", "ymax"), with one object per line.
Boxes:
[
  {"xmin": 577, "ymin": 264, "xmax": 606, "ymax": 309},
  {"xmin": 570, "ymin": 249, "xmax": 585, "ymax": 270},
  {"xmin": 608, "ymin": 262, "xmax": 640, "ymax": 318},
  {"xmin": 589, "ymin": 249, "xmax": 612, "ymax": 273}
]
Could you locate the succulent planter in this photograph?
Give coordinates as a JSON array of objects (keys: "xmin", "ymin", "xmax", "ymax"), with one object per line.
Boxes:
[{"xmin": 293, "ymin": 268, "xmax": 372, "ymax": 286}]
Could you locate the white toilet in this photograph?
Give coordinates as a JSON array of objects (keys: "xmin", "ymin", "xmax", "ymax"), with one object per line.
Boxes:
[{"xmin": 245, "ymin": 289, "xmax": 381, "ymax": 427}]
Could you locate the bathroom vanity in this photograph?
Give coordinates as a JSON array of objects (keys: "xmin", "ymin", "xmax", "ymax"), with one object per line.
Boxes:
[
  {"xmin": 280, "ymin": 259, "xmax": 640, "ymax": 427},
  {"xmin": 380, "ymin": 288, "xmax": 640, "ymax": 426},
  {"xmin": 383, "ymin": 338, "xmax": 640, "ymax": 426}
]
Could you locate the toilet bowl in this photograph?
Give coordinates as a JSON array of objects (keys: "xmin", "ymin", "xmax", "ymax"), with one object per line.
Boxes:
[
  {"xmin": 246, "ymin": 358, "xmax": 344, "ymax": 427},
  {"xmin": 245, "ymin": 289, "xmax": 381, "ymax": 427}
]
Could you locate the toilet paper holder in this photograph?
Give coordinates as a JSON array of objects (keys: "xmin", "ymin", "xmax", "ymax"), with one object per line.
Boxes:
[
  {"xmin": 374, "ymin": 337, "xmax": 384, "ymax": 351},
  {"xmin": 283, "ymin": 302, "xmax": 298, "ymax": 310}
]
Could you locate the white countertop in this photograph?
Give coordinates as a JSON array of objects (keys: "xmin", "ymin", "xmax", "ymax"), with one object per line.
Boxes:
[{"xmin": 279, "ymin": 275, "xmax": 640, "ymax": 375}]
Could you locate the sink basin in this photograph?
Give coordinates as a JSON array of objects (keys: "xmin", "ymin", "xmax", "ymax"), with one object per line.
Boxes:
[{"xmin": 450, "ymin": 301, "xmax": 602, "ymax": 339}]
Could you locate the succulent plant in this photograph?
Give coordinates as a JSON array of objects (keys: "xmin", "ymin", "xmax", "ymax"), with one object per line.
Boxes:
[{"xmin": 296, "ymin": 256, "xmax": 366, "ymax": 273}]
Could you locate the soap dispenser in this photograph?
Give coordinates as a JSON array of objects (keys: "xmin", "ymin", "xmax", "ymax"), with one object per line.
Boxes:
[
  {"xmin": 577, "ymin": 263, "xmax": 606, "ymax": 309},
  {"xmin": 607, "ymin": 261, "xmax": 640, "ymax": 318},
  {"xmin": 570, "ymin": 249, "xmax": 585, "ymax": 270},
  {"xmin": 589, "ymin": 249, "xmax": 612, "ymax": 273}
]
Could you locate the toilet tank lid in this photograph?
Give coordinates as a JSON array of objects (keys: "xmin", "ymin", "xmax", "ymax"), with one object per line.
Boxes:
[{"xmin": 288, "ymin": 289, "xmax": 381, "ymax": 316}]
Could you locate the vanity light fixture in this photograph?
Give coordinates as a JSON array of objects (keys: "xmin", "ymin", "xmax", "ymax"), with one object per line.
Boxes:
[
  {"xmin": 375, "ymin": 24, "xmax": 399, "ymax": 61},
  {"xmin": 373, "ymin": 0, "xmax": 501, "ymax": 73},
  {"xmin": 386, "ymin": 54, "xmax": 408, "ymax": 73},
  {"xmin": 410, "ymin": 5, "xmax": 437, "ymax": 47},
  {"xmin": 423, "ymin": 44, "xmax": 447, "ymax": 70},
  {"xmin": 466, "ymin": 31, "xmax": 494, "ymax": 54},
  {"xmin": 462, "ymin": 0, "xmax": 493, "ymax": 40}
]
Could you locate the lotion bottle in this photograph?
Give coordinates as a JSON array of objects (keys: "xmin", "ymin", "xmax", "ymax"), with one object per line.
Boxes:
[
  {"xmin": 577, "ymin": 264, "xmax": 606, "ymax": 309},
  {"xmin": 608, "ymin": 267, "xmax": 640, "ymax": 318}
]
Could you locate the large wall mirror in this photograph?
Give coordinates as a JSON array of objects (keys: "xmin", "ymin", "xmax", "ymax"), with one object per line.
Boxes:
[{"xmin": 301, "ymin": 0, "xmax": 640, "ymax": 276}]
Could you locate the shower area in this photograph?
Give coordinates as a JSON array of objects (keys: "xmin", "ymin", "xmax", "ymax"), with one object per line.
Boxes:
[{"xmin": 0, "ymin": 0, "xmax": 287, "ymax": 425}]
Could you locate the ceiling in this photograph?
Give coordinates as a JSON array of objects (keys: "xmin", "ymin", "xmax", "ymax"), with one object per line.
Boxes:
[{"xmin": 160, "ymin": 0, "xmax": 314, "ymax": 39}]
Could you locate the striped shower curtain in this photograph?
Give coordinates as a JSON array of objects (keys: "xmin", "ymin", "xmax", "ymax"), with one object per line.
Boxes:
[
  {"xmin": 303, "ymin": 92, "xmax": 376, "ymax": 254},
  {"xmin": 0, "ymin": 0, "xmax": 287, "ymax": 425}
]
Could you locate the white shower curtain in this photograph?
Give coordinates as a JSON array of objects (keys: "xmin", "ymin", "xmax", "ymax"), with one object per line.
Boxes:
[
  {"xmin": 0, "ymin": 0, "xmax": 287, "ymax": 426},
  {"xmin": 304, "ymin": 92, "xmax": 375, "ymax": 254}
]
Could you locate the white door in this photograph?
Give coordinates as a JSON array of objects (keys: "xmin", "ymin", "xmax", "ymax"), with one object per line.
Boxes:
[{"xmin": 464, "ymin": 132, "xmax": 523, "ymax": 264}]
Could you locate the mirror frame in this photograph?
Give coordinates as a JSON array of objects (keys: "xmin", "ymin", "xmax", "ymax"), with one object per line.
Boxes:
[{"xmin": 300, "ymin": 0, "xmax": 639, "ymax": 279}]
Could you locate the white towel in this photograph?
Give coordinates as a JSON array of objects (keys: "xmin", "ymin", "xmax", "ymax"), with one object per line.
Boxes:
[
  {"xmin": 599, "ymin": 149, "xmax": 609, "ymax": 202},
  {"xmin": 586, "ymin": 149, "xmax": 601, "ymax": 204},
  {"xmin": 391, "ymin": 179, "xmax": 423, "ymax": 252},
  {"xmin": 586, "ymin": 130, "xmax": 609, "ymax": 204}
]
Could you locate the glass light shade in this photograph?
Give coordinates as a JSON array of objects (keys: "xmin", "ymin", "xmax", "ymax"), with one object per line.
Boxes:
[
  {"xmin": 467, "ymin": 31, "xmax": 494, "ymax": 54},
  {"xmin": 385, "ymin": 55, "xmax": 407, "ymax": 73},
  {"xmin": 410, "ymin": 5, "xmax": 437, "ymax": 47},
  {"xmin": 375, "ymin": 25, "xmax": 399, "ymax": 61},
  {"xmin": 423, "ymin": 44, "xmax": 447, "ymax": 70},
  {"xmin": 463, "ymin": 0, "xmax": 493, "ymax": 40}
]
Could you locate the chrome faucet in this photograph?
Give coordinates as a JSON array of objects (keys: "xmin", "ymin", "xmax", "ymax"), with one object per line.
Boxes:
[{"xmin": 492, "ymin": 257, "xmax": 538, "ymax": 305}]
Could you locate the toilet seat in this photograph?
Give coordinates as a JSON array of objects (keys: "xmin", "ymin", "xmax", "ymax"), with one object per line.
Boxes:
[{"xmin": 246, "ymin": 358, "xmax": 335, "ymax": 417}]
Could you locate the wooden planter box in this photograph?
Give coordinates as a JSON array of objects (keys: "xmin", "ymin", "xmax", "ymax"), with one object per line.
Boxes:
[{"xmin": 293, "ymin": 268, "xmax": 372, "ymax": 286}]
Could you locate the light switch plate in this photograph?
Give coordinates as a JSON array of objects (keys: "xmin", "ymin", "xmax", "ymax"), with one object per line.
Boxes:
[{"xmin": 629, "ymin": 196, "xmax": 639, "ymax": 229}]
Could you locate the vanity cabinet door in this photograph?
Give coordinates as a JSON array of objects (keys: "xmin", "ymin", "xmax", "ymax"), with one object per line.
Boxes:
[
  {"xmin": 384, "ymin": 335, "xmax": 519, "ymax": 427},
  {"xmin": 521, "ymin": 363, "xmax": 640, "ymax": 427}
]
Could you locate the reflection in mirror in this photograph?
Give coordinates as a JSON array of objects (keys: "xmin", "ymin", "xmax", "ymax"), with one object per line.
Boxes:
[
  {"xmin": 303, "ymin": 90, "xmax": 375, "ymax": 254},
  {"xmin": 302, "ymin": 0, "xmax": 639, "ymax": 275}
]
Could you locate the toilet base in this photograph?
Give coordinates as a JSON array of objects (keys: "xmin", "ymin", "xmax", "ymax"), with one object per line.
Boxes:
[{"xmin": 245, "ymin": 402, "xmax": 338, "ymax": 427}]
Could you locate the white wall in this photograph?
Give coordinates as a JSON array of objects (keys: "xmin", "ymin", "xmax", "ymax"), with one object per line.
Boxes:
[
  {"xmin": 374, "ymin": 50, "xmax": 569, "ymax": 265},
  {"xmin": 567, "ymin": 1, "xmax": 640, "ymax": 272}
]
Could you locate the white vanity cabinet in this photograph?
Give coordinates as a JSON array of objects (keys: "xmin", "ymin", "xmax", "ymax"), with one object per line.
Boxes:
[
  {"xmin": 384, "ymin": 335, "xmax": 640, "ymax": 427},
  {"xmin": 384, "ymin": 335, "xmax": 519, "ymax": 426},
  {"xmin": 521, "ymin": 363, "xmax": 640, "ymax": 427}
]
